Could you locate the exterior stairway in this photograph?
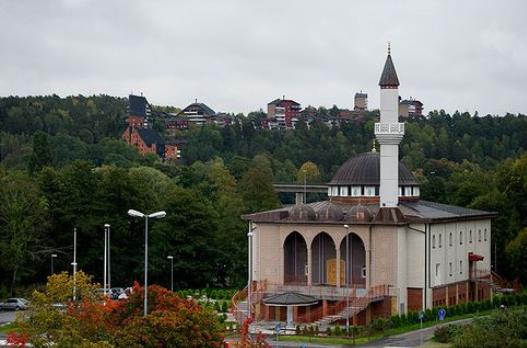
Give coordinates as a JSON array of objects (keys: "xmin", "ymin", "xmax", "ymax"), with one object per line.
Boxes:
[{"xmin": 313, "ymin": 298, "xmax": 370, "ymax": 326}]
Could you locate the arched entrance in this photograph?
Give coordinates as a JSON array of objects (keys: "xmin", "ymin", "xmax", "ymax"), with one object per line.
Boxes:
[
  {"xmin": 311, "ymin": 232, "xmax": 336, "ymax": 285},
  {"xmin": 340, "ymin": 233, "xmax": 366, "ymax": 287},
  {"xmin": 283, "ymin": 232, "xmax": 307, "ymax": 284}
]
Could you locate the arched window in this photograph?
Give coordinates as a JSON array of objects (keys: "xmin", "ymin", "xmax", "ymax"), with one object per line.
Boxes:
[
  {"xmin": 449, "ymin": 232, "xmax": 453, "ymax": 247},
  {"xmin": 469, "ymin": 230, "xmax": 473, "ymax": 243},
  {"xmin": 432, "ymin": 235, "xmax": 436, "ymax": 249},
  {"xmin": 439, "ymin": 234, "xmax": 442, "ymax": 248},
  {"xmin": 459, "ymin": 231, "xmax": 463, "ymax": 245}
]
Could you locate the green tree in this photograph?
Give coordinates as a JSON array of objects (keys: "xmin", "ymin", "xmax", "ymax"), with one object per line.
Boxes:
[
  {"xmin": 28, "ymin": 132, "xmax": 53, "ymax": 174},
  {"xmin": 0, "ymin": 172, "xmax": 49, "ymax": 293}
]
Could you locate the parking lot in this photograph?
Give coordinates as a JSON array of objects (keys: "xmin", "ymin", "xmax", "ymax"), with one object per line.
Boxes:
[{"xmin": 0, "ymin": 310, "xmax": 17, "ymax": 324}]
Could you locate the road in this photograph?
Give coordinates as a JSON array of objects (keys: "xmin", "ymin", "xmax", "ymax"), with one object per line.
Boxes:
[
  {"xmin": 0, "ymin": 311, "xmax": 16, "ymax": 325},
  {"xmin": 267, "ymin": 318, "xmax": 475, "ymax": 348}
]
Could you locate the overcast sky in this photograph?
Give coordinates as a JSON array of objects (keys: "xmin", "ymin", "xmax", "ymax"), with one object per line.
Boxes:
[{"xmin": 1, "ymin": 0, "xmax": 526, "ymax": 115}]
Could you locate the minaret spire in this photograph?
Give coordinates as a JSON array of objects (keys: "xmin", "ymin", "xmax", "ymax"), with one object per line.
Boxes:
[{"xmin": 388, "ymin": 41, "xmax": 391, "ymax": 55}]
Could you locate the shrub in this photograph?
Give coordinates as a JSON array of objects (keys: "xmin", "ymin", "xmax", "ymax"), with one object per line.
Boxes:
[
  {"xmin": 433, "ymin": 324, "xmax": 458, "ymax": 343},
  {"xmin": 325, "ymin": 327, "xmax": 332, "ymax": 336},
  {"xmin": 295, "ymin": 325, "xmax": 301, "ymax": 335},
  {"xmin": 334, "ymin": 325, "xmax": 342, "ymax": 336}
]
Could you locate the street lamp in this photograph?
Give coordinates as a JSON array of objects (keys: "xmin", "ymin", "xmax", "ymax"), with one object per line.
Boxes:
[
  {"xmin": 103, "ymin": 224, "xmax": 110, "ymax": 297},
  {"xmin": 72, "ymin": 228, "xmax": 78, "ymax": 301},
  {"xmin": 167, "ymin": 256, "xmax": 174, "ymax": 291},
  {"xmin": 344, "ymin": 224, "xmax": 350, "ymax": 336},
  {"xmin": 51, "ymin": 254, "xmax": 57, "ymax": 274},
  {"xmin": 128, "ymin": 209, "xmax": 167, "ymax": 317},
  {"xmin": 105, "ymin": 224, "xmax": 111, "ymax": 291}
]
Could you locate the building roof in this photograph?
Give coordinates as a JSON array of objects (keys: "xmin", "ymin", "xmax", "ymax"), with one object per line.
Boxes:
[
  {"xmin": 129, "ymin": 94, "xmax": 149, "ymax": 117},
  {"xmin": 243, "ymin": 199, "xmax": 496, "ymax": 225},
  {"xmin": 268, "ymin": 98, "xmax": 300, "ymax": 106},
  {"xmin": 179, "ymin": 102, "xmax": 216, "ymax": 116},
  {"xmin": 137, "ymin": 128, "xmax": 164, "ymax": 146},
  {"xmin": 355, "ymin": 92, "xmax": 368, "ymax": 98},
  {"xmin": 329, "ymin": 152, "xmax": 418, "ymax": 186},
  {"xmin": 379, "ymin": 54, "xmax": 400, "ymax": 87},
  {"xmin": 263, "ymin": 292, "xmax": 318, "ymax": 306}
]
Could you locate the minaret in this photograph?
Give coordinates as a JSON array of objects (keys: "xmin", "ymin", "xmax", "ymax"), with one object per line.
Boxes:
[{"xmin": 375, "ymin": 44, "xmax": 404, "ymax": 207}]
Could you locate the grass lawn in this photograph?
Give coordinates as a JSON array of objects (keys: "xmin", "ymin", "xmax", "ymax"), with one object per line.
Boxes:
[
  {"xmin": 277, "ymin": 309, "xmax": 494, "ymax": 346},
  {"xmin": 0, "ymin": 322, "xmax": 19, "ymax": 334}
]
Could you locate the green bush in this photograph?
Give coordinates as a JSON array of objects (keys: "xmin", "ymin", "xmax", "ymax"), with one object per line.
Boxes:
[
  {"xmin": 334, "ymin": 325, "xmax": 342, "ymax": 336},
  {"xmin": 434, "ymin": 324, "xmax": 459, "ymax": 343},
  {"xmin": 325, "ymin": 327, "xmax": 332, "ymax": 336}
]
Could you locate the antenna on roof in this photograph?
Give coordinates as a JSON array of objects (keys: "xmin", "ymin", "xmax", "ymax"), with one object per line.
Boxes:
[
  {"xmin": 141, "ymin": 92, "xmax": 143, "ymax": 96},
  {"xmin": 388, "ymin": 41, "xmax": 391, "ymax": 55}
]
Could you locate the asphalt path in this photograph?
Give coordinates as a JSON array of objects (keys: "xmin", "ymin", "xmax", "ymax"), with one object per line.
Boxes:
[
  {"xmin": 267, "ymin": 318, "xmax": 476, "ymax": 348},
  {"xmin": 0, "ymin": 311, "xmax": 16, "ymax": 325}
]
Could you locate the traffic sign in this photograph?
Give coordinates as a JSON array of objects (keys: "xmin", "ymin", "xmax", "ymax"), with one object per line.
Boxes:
[{"xmin": 438, "ymin": 308, "xmax": 446, "ymax": 321}]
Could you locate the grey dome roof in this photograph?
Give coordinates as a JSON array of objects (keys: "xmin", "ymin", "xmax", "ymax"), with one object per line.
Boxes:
[
  {"xmin": 289, "ymin": 204, "xmax": 317, "ymax": 221},
  {"xmin": 329, "ymin": 152, "xmax": 418, "ymax": 186},
  {"xmin": 316, "ymin": 202, "xmax": 344, "ymax": 221},
  {"xmin": 345, "ymin": 205, "xmax": 372, "ymax": 222}
]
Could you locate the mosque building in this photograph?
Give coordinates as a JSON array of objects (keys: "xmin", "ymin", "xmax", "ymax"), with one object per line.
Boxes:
[{"xmin": 236, "ymin": 48, "xmax": 495, "ymax": 327}]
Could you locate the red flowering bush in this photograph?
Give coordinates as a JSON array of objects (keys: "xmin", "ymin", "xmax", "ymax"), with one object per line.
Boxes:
[{"xmin": 13, "ymin": 273, "xmax": 223, "ymax": 347}]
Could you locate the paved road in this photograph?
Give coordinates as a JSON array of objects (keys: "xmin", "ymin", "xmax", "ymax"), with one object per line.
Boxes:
[
  {"xmin": 358, "ymin": 318, "xmax": 474, "ymax": 347},
  {"xmin": 267, "ymin": 318, "xmax": 475, "ymax": 348},
  {"xmin": 0, "ymin": 311, "xmax": 16, "ymax": 324}
]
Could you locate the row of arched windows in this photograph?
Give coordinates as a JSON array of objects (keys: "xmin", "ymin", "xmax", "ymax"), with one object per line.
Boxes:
[{"xmin": 432, "ymin": 228, "xmax": 488, "ymax": 249}]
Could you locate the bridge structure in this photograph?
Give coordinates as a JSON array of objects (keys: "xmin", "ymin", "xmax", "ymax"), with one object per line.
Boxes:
[{"xmin": 273, "ymin": 183, "xmax": 328, "ymax": 204}]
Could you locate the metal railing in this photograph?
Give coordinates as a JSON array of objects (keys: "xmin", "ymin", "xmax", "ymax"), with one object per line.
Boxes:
[{"xmin": 374, "ymin": 122, "xmax": 405, "ymax": 135}]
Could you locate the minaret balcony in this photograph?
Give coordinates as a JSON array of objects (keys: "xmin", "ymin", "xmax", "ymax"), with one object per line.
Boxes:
[
  {"xmin": 374, "ymin": 122, "xmax": 405, "ymax": 135},
  {"xmin": 374, "ymin": 122, "xmax": 404, "ymax": 145}
]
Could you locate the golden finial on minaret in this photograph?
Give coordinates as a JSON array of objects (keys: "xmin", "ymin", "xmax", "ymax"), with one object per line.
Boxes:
[{"xmin": 388, "ymin": 41, "xmax": 391, "ymax": 55}]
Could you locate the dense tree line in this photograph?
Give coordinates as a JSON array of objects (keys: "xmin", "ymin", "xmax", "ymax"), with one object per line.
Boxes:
[{"xmin": 0, "ymin": 95, "xmax": 526, "ymax": 293}]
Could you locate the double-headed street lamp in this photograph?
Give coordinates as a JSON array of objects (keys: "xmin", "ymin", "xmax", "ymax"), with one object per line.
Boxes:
[
  {"xmin": 344, "ymin": 224, "xmax": 350, "ymax": 336},
  {"xmin": 167, "ymin": 256, "xmax": 174, "ymax": 292},
  {"xmin": 103, "ymin": 224, "xmax": 111, "ymax": 297},
  {"xmin": 128, "ymin": 209, "xmax": 166, "ymax": 317}
]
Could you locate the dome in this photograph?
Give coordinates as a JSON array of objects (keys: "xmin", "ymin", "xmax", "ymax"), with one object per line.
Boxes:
[
  {"xmin": 329, "ymin": 152, "xmax": 418, "ymax": 186},
  {"xmin": 316, "ymin": 202, "xmax": 344, "ymax": 221},
  {"xmin": 289, "ymin": 204, "xmax": 317, "ymax": 221},
  {"xmin": 345, "ymin": 205, "xmax": 372, "ymax": 222}
]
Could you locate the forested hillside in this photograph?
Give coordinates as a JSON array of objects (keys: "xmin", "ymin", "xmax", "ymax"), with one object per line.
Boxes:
[{"xmin": 0, "ymin": 95, "xmax": 526, "ymax": 295}]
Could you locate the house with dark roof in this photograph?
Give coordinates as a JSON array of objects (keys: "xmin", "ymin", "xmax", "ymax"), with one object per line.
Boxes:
[
  {"xmin": 399, "ymin": 98, "xmax": 424, "ymax": 118},
  {"xmin": 177, "ymin": 100, "xmax": 217, "ymax": 126},
  {"xmin": 121, "ymin": 94, "xmax": 182, "ymax": 161},
  {"xmin": 267, "ymin": 97, "xmax": 301, "ymax": 129},
  {"xmin": 233, "ymin": 49, "xmax": 497, "ymax": 329}
]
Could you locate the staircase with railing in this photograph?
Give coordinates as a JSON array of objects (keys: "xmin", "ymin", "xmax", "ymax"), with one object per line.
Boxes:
[
  {"xmin": 297, "ymin": 284, "xmax": 391, "ymax": 325},
  {"xmin": 471, "ymin": 269, "xmax": 520, "ymax": 293}
]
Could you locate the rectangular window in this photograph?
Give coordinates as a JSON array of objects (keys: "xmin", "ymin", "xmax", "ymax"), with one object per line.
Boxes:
[
  {"xmin": 351, "ymin": 186, "xmax": 361, "ymax": 197},
  {"xmin": 460, "ymin": 231, "xmax": 463, "ymax": 245},
  {"xmin": 399, "ymin": 187, "xmax": 403, "ymax": 196},
  {"xmin": 435, "ymin": 263, "xmax": 440, "ymax": 277},
  {"xmin": 432, "ymin": 234, "xmax": 436, "ymax": 249},
  {"xmin": 478, "ymin": 229, "xmax": 482, "ymax": 242},
  {"xmin": 413, "ymin": 186, "xmax": 420, "ymax": 196},
  {"xmin": 331, "ymin": 187, "xmax": 338, "ymax": 196},
  {"xmin": 404, "ymin": 186, "xmax": 412, "ymax": 196},
  {"xmin": 439, "ymin": 234, "xmax": 442, "ymax": 248},
  {"xmin": 469, "ymin": 230, "xmax": 473, "ymax": 243},
  {"xmin": 449, "ymin": 232, "xmax": 453, "ymax": 247},
  {"xmin": 484, "ymin": 228, "xmax": 487, "ymax": 241},
  {"xmin": 364, "ymin": 186, "xmax": 375, "ymax": 197},
  {"xmin": 340, "ymin": 186, "xmax": 349, "ymax": 196},
  {"xmin": 449, "ymin": 262, "xmax": 453, "ymax": 277},
  {"xmin": 460, "ymin": 260, "xmax": 463, "ymax": 274}
]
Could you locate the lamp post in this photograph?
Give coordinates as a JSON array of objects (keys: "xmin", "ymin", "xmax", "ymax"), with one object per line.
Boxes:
[
  {"xmin": 167, "ymin": 256, "xmax": 174, "ymax": 292},
  {"xmin": 105, "ymin": 224, "xmax": 111, "ymax": 291},
  {"xmin": 51, "ymin": 254, "xmax": 57, "ymax": 274},
  {"xmin": 128, "ymin": 209, "xmax": 166, "ymax": 317},
  {"xmin": 303, "ymin": 169, "xmax": 307, "ymax": 204},
  {"xmin": 344, "ymin": 224, "xmax": 350, "ymax": 336},
  {"xmin": 247, "ymin": 222, "xmax": 254, "ymax": 320},
  {"xmin": 103, "ymin": 224, "xmax": 108, "ymax": 297},
  {"xmin": 72, "ymin": 228, "xmax": 78, "ymax": 301}
]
